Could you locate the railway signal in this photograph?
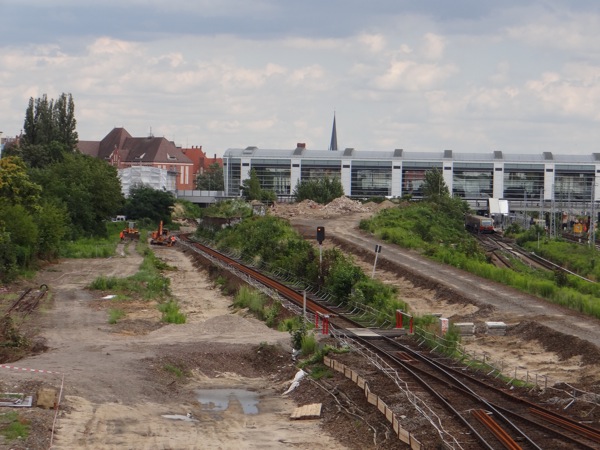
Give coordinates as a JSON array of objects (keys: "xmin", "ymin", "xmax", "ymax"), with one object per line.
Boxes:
[
  {"xmin": 316, "ymin": 226, "xmax": 325, "ymax": 243},
  {"xmin": 317, "ymin": 226, "xmax": 325, "ymax": 278}
]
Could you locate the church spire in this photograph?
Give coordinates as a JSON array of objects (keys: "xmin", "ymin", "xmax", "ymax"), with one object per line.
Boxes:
[{"xmin": 328, "ymin": 112, "xmax": 338, "ymax": 151}]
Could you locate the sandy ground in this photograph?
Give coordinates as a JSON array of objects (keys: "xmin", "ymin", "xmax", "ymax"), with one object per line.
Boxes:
[{"xmin": 1, "ymin": 241, "xmax": 349, "ymax": 450}]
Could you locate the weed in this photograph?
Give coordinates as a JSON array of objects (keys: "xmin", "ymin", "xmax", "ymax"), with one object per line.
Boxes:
[
  {"xmin": 234, "ymin": 286, "xmax": 267, "ymax": 318},
  {"xmin": 108, "ymin": 308, "xmax": 125, "ymax": 324},
  {"xmin": 300, "ymin": 332, "xmax": 318, "ymax": 356},
  {"xmin": 0, "ymin": 412, "xmax": 30, "ymax": 440},
  {"xmin": 264, "ymin": 303, "xmax": 280, "ymax": 328},
  {"xmin": 158, "ymin": 301, "xmax": 186, "ymax": 324},
  {"xmin": 164, "ymin": 364, "xmax": 184, "ymax": 377},
  {"xmin": 308, "ymin": 364, "xmax": 333, "ymax": 380},
  {"xmin": 89, "ymin": 276, "xmax": 119, "ymax": 290}
]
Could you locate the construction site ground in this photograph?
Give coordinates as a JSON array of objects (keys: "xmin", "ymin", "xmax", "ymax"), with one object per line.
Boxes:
[{"xmin": 0, "ymin": 197, "xmax": 599, "ymax": 449}]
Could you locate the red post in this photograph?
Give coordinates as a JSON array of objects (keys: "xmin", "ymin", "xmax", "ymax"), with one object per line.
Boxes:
[
  {"xmin": 409, "ymin": 316, "xmax": 414, "ymax": 334},
  {"xmin": 395, "ymin": 310, "xmax": 403, "ymax": 328},
  {"xmin": 315, "ymin": 313, "xmax": 320, "ymax": 329},
  {"xmin": 322, "ymin": 316, "xmax": 329, "ymax": 335}
]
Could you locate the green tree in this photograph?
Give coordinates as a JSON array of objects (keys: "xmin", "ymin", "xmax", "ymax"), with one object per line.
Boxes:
[
  {"xmin": 19, "ymin": 93, "xmax": 79, "ymax": 167},
  {"xmin": 240, "ymin": 169, "xmax": 276, "ymax": 202},
  {"xmin": 196, "ymin": 163, "xmax": 224, "ymax": 190},
  {"xmin": 123, "ymin": 185, "xmax": 175, "ymax": 224},
  {"xmin": 422, "ymin": 168, "xmax": 450, "ymax": 201},
  {"xmin": 54, "ymin": 93, "xmax": 78, "ymax": 150},
  {"xmin": 0, "ymin": 204, "xmax": 38, "ymax": 268},
  {"xmin": 293, "ymin": 177, "xmax": 344, "ymax": 204},
  {"xmin": 0, "ymin": 229, "xmax": 17, "ymax": 282},
  {"xmin": 32, "ymin": 153, "xmax": 124, "ymax": 238},
  {"xmin": 35, "ymin": 200, "xmax": 69, "ymax": 260},
  {"xmin": 0, "ymin": 156, "xmax": 42, "ymax": 210}
]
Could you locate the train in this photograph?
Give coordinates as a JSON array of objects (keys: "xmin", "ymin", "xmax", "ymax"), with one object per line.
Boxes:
[{"xmin": 465, "ymin": 214, "xmax": 495, "ymax": 233}]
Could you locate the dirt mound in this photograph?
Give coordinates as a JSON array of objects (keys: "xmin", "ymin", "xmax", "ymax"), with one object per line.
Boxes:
[
  {"xmin": 376, "ymin": 199, "xmax": 396, "ymax": 210},
  {"xmin": 508, "ymin": 321, "xmax": 600, "ymax": 364},
  {"xmin": 323, "ymin": 197, "xmax": 370, "ymax": 213},
  {"xmin": 271, "ymin": 197, "xmax": 373, "ymax": 219}
]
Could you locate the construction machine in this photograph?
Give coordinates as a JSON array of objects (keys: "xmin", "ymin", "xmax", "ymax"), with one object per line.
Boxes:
[
  {"xmin": 150, "ymin": 221, "xmax": 175, "ymax": 246},
  {"xmin": 122, "ymin": 221, "xmax": 140, "ymax": 240}
]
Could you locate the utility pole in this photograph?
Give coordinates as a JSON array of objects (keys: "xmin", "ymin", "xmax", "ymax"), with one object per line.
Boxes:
[
  {"xmin": 590, "ymin": 181, "xmax": 596, "ymax": 247},
  {"xmin": 372, "ymin": 244, "xmax": 382, "ymax": 278}
]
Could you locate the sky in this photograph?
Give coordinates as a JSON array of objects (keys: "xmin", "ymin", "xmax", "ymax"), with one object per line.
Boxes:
[{"xmin": 2, "ymin": 1, "xmax": 600, "ymax": 157}]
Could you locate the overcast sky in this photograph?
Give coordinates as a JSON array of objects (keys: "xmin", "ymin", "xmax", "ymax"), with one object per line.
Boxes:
[{"xmin": 2, "ymin": 1, "xmax": 600, "ymax": 156}]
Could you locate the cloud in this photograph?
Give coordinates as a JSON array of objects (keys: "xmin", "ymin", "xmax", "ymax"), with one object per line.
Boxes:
[
  {"xmin": 373, "ymin": 60, "xmax": 458, "ymax": 91},
  {"xmin": 420, "ymin": 33, "xmax": 446, "ymax": 60}
]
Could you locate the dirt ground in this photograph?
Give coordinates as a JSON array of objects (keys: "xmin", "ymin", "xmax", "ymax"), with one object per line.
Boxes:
[{"xmin": 1, "ymin": 199, "xmax": 600, "ymax": 449}]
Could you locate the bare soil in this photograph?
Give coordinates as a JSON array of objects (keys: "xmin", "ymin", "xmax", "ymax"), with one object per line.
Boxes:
[{"xmin": 1, "ymin": 200, "xmax": 600, "ymax": 449}]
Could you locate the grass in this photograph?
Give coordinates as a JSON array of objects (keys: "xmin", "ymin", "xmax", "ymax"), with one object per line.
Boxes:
[
  {"xmin": 59, "ymin": 222, "xmax": 125, "ymax": 259},
  {"xmin": 88, "ymin": 242, "xmax": 173, "ymax": 302},
  {"xmin": 108, "ymin": 308, "xmax": 125, "ymax": 324},
  {"xmin": 0, "ymin": 411, "xmax": 30, "ymax": 440},
  {"xmin": 164, "ymin": 363, "xmax": 185, "ymax": 377},
  {"xmin": 158, "ymin": 301, "xmax": 186, "ymax": 324}
]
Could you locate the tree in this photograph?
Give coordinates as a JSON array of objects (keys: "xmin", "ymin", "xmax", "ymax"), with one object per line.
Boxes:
[
  {"xmin": 35, "ymin": 200, "xmax": 69, "ymax": 260},
  {"xmin": 240, "ymin": 169, "xmax": 276, "ymax": 202},
  {"xmin": 0, "ymin": 204, "xmax": 38, "ymax": 268},
  {"xmin": 32, "ymin": 153, "xmax": 124, "ymax": 237},
  {"xmin": 422, "ymin": 168, "xmax": 449, "ymax": 201},
  {"xmin": 123, "ymin": 185, "xmax": 175, "ymax": 224},
  {"xmin": 196, "ymin": 163, "xmax": 224, "ymax": 191},
  {"xmin": 293, "ymin": 177, "xmax": 344, "ymax": 204},
  {"xmin": 0, "ymin": 156, "xmax": 42, "ymax": 210},
  {"xmin": 20, "ymin": 93, "xmax": 79, "ymax": 167},
  {"xmin": 0, "ymin": 229, "xmax": 17, "ymax": 282},
  {"xmin": 54, "ymin": 93, "xmax": 78, "ymax": 150}
]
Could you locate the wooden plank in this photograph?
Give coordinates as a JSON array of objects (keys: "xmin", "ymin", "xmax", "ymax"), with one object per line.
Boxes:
[{"xmin": 290, "ymin": 403, "xmax": 322, "ymax": 420}]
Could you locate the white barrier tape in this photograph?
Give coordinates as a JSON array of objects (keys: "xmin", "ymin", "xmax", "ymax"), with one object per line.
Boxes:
[{"xmin": 0, "ymin": 364, "xmax": 62, "ymax": 375}]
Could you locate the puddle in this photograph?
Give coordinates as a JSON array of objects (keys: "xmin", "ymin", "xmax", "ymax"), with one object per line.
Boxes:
[{"xmin": 196, "ymin": 389, "xmax": 259, "ymax": 415}]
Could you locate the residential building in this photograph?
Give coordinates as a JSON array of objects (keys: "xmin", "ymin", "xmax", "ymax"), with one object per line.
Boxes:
[{"xmin": 78, "ymin": 127, "xmax": 195, "ymax": 190}]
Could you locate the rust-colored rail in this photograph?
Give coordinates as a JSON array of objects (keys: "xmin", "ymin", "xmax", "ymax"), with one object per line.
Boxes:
[
  {"xmin": 180, "ymin": 236, "xmax": 332, "ymax": 318},
  {"xmin": 529, "ymin": 407, "xmax": 600, "ymax": 443},
  {"xmin": 472, "ymin": 409, "xmax": 522, "ymax": 450}
]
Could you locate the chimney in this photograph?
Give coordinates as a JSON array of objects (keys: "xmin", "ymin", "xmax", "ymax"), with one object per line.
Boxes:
[{"xmin": 296, "ymin": 143, "xmax": 306, "ymax": 148}]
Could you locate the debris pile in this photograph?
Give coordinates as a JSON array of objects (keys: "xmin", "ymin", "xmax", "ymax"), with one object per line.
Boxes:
[
  {"xmin": 322, "ymin": 197, "xmax": 371, "ymax": 214},
  {"xmin": 271, "ymin": 197, "xmax": 377, "ymax": 219}
]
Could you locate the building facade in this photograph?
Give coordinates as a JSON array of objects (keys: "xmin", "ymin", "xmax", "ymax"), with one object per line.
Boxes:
[
  {"xmin": 78, "ymin": 128, "xmax": 195, "ymax": 190},
  {"xmin": 222, "ymin": 145, "xmax": 600, "ymax": 207}
]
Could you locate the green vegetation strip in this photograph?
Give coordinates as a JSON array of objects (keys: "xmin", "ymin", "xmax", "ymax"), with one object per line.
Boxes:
[
  {"xmin": 361, "ymin": 200, "xmax": 600, "ymax": 321},
  {"xmin": 88, "ymin": 240, "xmax": 186, "ymax": 324}
]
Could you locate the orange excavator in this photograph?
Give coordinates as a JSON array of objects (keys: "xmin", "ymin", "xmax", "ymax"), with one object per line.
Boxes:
[
  {"xmin": 150, "ymin": 221, "xmax": 176, "ymax": 246},
  {"xmin": 122, "ymin": 221, "xmax": 140, "ymax": 240}
]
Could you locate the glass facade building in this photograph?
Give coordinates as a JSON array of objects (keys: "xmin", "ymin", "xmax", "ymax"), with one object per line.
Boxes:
[{"xmin": 222, "ymin": 147, "xmax": 600, "ymax": 207}]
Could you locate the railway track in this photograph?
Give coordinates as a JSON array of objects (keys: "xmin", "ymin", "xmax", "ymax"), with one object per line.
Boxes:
[
  {"xmin": 177, "ymin": 234, "xmax": 600, "ymax": 449},
  {"xmin": 342, "ymin": 334, "xmax": 600, "ymax": 449},
  {"xmin": 4, "ymin": 285, "xmax": 49, "ymax": 317},
  {"xmin": 473, "ymin": 232, "xmax": 597, "ymax": 284}
]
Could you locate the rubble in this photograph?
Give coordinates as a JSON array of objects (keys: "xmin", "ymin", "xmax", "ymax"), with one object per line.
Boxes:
[{"xmin": 271, "ymin": 196, "xmax": 377, "ymax": 219}]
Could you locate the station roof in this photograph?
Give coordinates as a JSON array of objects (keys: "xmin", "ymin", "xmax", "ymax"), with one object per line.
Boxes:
[{"xmin": 223, "ymin": 147, "xmax": 599, "ymax": 164}]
